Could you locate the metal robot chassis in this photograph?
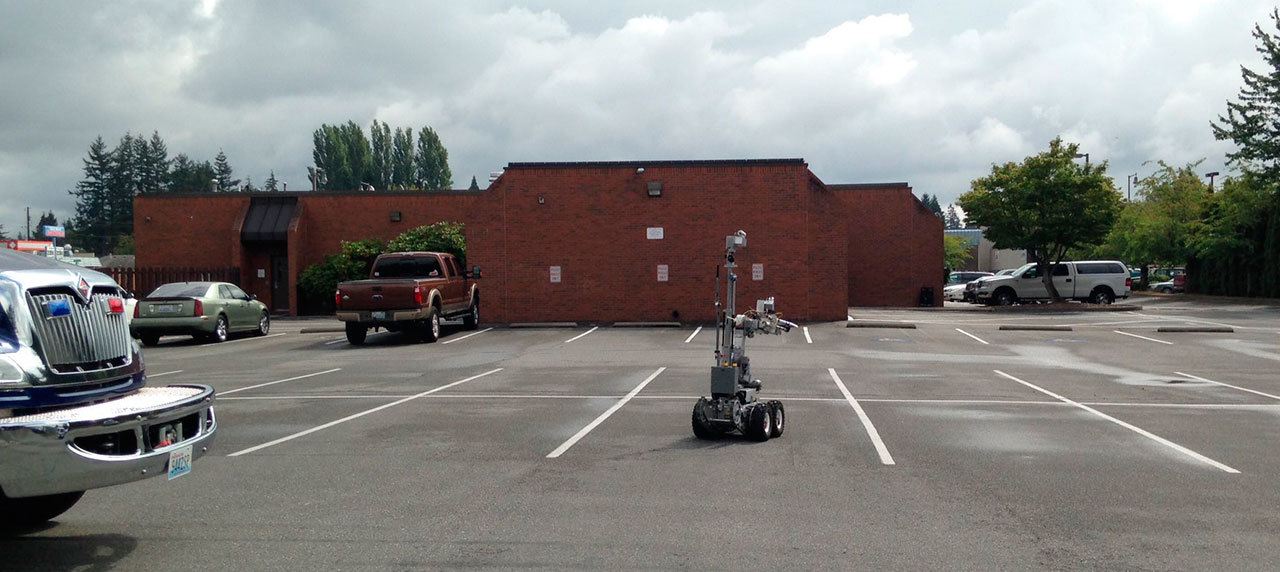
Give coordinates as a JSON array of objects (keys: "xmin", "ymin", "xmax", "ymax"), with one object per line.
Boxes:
[{"xmin": 691, "ymin": 231, "xmax": 797, "ymax": 441}]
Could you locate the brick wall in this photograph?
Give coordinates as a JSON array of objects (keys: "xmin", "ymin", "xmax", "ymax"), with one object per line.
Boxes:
[
  {"xmin": 134, "ymin": 160, "xmax": 930, "ymax": 322},
  {"xmin": 832, "ymin": 184, "xmax": 944, "ymax": 307}
]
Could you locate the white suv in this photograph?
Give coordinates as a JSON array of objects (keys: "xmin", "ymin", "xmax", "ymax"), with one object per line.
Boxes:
[{"xmin": 972, "ymin": 261, "xmax": 1132, "ymax": 305}]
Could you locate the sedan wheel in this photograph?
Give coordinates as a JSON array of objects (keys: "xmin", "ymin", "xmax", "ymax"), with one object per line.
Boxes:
[
  {"xmin": 211, "ymin": 315, "xmax": 229, "ymax": 343},
  {"xmin": 257, "ymin": 312, "xmax": 270, "ymax": 336}
]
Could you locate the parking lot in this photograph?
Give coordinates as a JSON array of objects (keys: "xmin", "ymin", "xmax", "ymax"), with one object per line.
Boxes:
[{"xmin": 4, "ymin": 296, "xmax": 1279, "ymax": 569}]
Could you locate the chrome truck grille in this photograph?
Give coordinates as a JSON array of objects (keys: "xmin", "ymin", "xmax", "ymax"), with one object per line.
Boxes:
[{"xmin": 26, "ymin": 292, "xmax": 131, "ymax": 373}]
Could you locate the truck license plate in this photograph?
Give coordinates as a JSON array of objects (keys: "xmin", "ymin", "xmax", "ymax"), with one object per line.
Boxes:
[
  {"xmin": 167, "ymin": 445, "xmax": 193, "ymax": 480},
  {"xmin": 372, "ymin": 311, "xmax": 387, "ymax": 320}
]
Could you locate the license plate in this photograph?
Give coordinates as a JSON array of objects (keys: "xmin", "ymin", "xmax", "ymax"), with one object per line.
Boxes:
[
  {"xmin": 154, "ymin": 304, "xmax": 180, "ymax": 314},
  {"xmin": 167, "ymin": 445, "xmax": 193, "ymax": 480},
  {"xmin": 372, "ymin": 311, "xmax": 387, "ymax": 320}
]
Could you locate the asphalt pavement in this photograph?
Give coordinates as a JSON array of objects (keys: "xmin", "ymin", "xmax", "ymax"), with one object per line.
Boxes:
[{"xmin": 4, "ymin": 296, "xmax": 1280, "ymax": 569}]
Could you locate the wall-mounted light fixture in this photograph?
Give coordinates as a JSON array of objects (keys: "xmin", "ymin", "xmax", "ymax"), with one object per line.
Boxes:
[
  {"xmin": 647, "ymin": 181, "xmax": 663, "ymax": 197},
  {"xmin": 390, "ymin": 211, "xmax": 402, "ymax": 222},
  {"xmin": 538, "ymin": 195, "xmax": 545, "ymax": 205}
]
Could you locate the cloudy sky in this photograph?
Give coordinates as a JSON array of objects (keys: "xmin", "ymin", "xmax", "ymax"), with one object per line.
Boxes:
[{"xmin": 1, "ymin": 0, "xmax": 1274, "ymax": 236}]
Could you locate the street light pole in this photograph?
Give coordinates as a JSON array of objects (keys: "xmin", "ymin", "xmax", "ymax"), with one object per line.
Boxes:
[
  {"xmin": 1074, "ymin": 152, "xmax": 1090, "ymax": 166},
  {"xmin": 1205, "ymin": 171, "xmax": 1220, "ymax": 192}
]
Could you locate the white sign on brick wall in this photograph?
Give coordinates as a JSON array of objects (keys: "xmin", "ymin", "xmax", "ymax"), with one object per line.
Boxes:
[
  {"xmin": 646, "ymin": 227, "xmax": 664, "ymax": 240},
  {"xmin": 752, "ymin": 263, "xmax": 764, "ymax": 281},
  {"xmin": 657, "ymin": 264, "xmax": 669, "ymax": 282},
  {"xmin": 549, "ymin": 266, "xmax": 562, "ymax": 283}
]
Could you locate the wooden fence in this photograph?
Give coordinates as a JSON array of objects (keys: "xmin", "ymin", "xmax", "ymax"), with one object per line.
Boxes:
[{"xmin": 92, "ymin": 267, "xmax": 240, "ymax": 296}]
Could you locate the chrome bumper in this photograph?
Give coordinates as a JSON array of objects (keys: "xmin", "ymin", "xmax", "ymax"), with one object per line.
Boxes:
[
  {"xmin": 0, "ymin": 384, "xmax": 217, "ymax": 498},
  {"xmin": 336, "ymin": 308, "xmax": 430, "ymax": 323}
]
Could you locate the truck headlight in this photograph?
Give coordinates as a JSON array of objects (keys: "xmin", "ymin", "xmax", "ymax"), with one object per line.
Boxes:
[{"xmin": 0, "ymin": 355, "xmax": 26, "ymax": 384}]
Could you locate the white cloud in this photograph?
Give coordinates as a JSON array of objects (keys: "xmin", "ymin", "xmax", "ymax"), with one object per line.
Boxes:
[{"xmin": 0, "ymin": 1, "xmax": 1276, "ymax": 234}]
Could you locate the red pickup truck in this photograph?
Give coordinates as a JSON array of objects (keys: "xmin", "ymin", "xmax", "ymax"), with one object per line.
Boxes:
[{"xmin": 334, "ymin": 252, "xmax": 479, "ymax": 344}]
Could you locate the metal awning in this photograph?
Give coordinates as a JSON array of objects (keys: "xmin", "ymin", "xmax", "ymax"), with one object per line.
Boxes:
[{"xmin": 241, "ymin": 197, "xmax": 297, "ymax": 242}]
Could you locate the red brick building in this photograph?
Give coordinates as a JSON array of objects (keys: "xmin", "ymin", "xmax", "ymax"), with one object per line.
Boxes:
[{"xmin": 134, "ymin": 159, "xmax": 942, "ymax": 322}]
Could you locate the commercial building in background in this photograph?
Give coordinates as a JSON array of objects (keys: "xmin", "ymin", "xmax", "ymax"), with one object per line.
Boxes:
[
  {"xmin": 134, "ymin": 159, "xmax": 943, "ymax": 322},
  {"xmin": 944, "ymin": 228, "xmax": 1029, "ymax": 272}
]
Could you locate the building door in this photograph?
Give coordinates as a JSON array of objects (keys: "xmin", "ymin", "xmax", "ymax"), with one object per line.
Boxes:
[{"xmin": 270, "ymin": 256, "xmax": 290, "ymax": 312}]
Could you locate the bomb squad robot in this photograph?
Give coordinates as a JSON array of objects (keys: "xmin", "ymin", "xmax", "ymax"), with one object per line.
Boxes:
[{"xmin": 692, "ymin": 231, "xmax": 797, "ymax": 441}]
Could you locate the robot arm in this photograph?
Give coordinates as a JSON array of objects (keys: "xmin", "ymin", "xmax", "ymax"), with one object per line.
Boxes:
[{"xmin": 733, "ymin": 297, "xmax": 795, "ymax": 336}]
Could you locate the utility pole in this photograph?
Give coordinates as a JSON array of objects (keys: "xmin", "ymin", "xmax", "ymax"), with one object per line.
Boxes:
[
  {"xmin": 1205, "ymin": 171, "xmax": 1220, "ymax": 192},
  {"xmin": 25, "ymin": 207, "xmax": 30, "ymax": 240}
]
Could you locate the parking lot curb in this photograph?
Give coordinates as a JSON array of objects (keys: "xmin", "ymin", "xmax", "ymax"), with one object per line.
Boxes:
[
  {"xmin": 1156, "ymin": 326, "xmax": 1235, "ymax": 333},
  {"xmin": 998, "ymin": 325, "xmax": 1074, "ymax": 331},
  {"xmin": 611, "ymin": 322, "xmax": 682, "ymax": 327},
  {"xmin": 509, "ymin": 322, "xmax": 579, "ymax": 328},
  {"xmin": 846, "ymin": 321, "xmax": 917, "ymax": 329},
  {"xmin": 299, "ymin": 326, "xmax": 345, "ymax": 334}
]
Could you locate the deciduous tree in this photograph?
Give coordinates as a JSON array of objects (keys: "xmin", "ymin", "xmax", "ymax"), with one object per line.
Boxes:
[{"xmin": 958, "ymin": 138, "xmax": 1121, "ymax": 300}]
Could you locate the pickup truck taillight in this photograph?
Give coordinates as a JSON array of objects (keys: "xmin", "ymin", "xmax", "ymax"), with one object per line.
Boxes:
[
  {"xmin": 334, "ymin": 290, "xmax": 342, "ymax": 309},
  {"xmin": 193, "ymin": 299, "xmax": 204, "ymax": 316},
  {"xmin": 413, "ymin": 285, "xmax": 425, "ymax": 306},
  {"xmin": 1125, "ymin": 277, "xmax": 1133, "ymax": 289}
]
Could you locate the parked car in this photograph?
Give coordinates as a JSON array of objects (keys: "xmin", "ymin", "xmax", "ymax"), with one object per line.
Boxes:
[
  {"xmin": 0, "ymin": 249, "xmax": 217, "ymax": 526},
  {"xmin": 972, "ymin": 260, "xmax": 1132, "ymax": 305},
  {"xmin": 1151, "ymin": 274, "xmax": 1187, "ymax": 293},
  {"xmin": 945, "ymin": 271, "xmax": 993, "ymax": 303},
  {"xmin": 947, "ymin": 271, "xmax": 993, "ymax": 285},
  {"xmin": 335, "ymin": 252, "xmax": 479, "ymax": 345},
  {"xmin": 131, "ymin": 281, "xmax": 270, "ymax": 346}
]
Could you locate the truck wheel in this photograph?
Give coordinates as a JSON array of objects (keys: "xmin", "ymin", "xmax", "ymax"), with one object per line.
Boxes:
[
  {"xmin": 768, "ymin": 400, "xmax": 785, "ymax": 438},
  {"xmin": 746, "ymin": 403, "xmax": 771, "ymax": 442},
  {"xmin": 421, "ymin": 307, "xmax": 441, "ymax": 343},
  {"xmin": 692, "ymin": 398, "xmax": 717, "ymax": 440},
  {"xmin": 140, "ymin": 334, "xmax": 160, "ymax": 347},
  {"xmin": 0, "ymin": 491, "xmax": 84, "ymax": 529},
  {"xmin": 345, "ymin": 322, "xmax": 367, "ymax": 345},
  {"xmin": 463, "ymin": 301, "xmax": 479, "ymax": 330},
  {"xmin": 993, "ymin": 289, "xmax": 1017, "ymax": 306},
  {"xmin": 1090, "ymin": 288, "xmax": 1115, "ymax": 305}
]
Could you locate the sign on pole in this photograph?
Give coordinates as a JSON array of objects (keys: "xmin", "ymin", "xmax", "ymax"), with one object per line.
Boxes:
[{"xmin": 43, "ymin": 225, "xmax": 65, "ymax": 238}]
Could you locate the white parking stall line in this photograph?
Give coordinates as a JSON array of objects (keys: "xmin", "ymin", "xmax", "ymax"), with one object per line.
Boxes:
[
  {"xmin": 547, "ymin": 367, "xmax": 667, "ymax": 458},
  {"xmin": 565, "ymin": 326, "xmax": 599, "ymax": 343},
  {"xmin": 204, "ymin": 333, "xmax": 286, "ymax": 346},
  {"xmin": 441, "ymin": 327, "xmax": 494, "ymax": 345},
  {"xmin": 1174, "ymin": 371, "xmax": 1280, "ymax": 401},
  {"xmin": 954, "ymin": 328, "xmax": 990, "ymax": 345},
  {"xmin": 803, "ymin": 327, "xmax": 813, "ymax": 344},
  {"xmin": 993, "ymin": 370, "xmax": 1239, "ymax": 474},
  {"xmin": 683, "ymin": 326, "xmax": 702, "ymax": 344},
  {"xmin": 220, "ymin": 368, "xmax": 342, "ymax": 395},
  {"xmin": 827, "ymin": 369, "xmax": 896, "ymax": 466},
  {"xmin": 228, "ymin": 368, "xmax": 503, "ymax": 457},
  {"xmin": 148, "ymin": 370, "xmax": 183, "ymax": 378},
  {"xmin": 1113, "ymin": 330, "xmax": 1173, "ymax": 345},
  {"xmin": 324, "ymin": 338, "xmax": 346, "ymax": 345}
]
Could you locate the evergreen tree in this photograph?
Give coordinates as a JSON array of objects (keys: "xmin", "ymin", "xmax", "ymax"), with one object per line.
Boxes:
[
  {"xmin": 391, "ymin": 127, "xmax": 415, "ymax": 189},
  {"xmin": 415, "ymin": 126, "xmax": 452, "ymax": 190},
  {"xmin": 0, "ymin": 224, "xmax": 8, "ymax": 240},
  {"xmin": 242, "ymin": 176, "xmax": 259, "ymax": 193},
  {"xmin": 468, "ymin": 176, "xmax": 480, "ymax": 191},
  {"xmin": 1213, "ymin": 9, "xmax": 1280, "ymax": 183},
  {"xmin": 264, "ymin": 170, "xmax": 279, "ymax": 192},
  {"xmin": 138, "ymin": 131, "xmax": 170, "ymax": 193},
  {"xmin": 69, "ymin": 136, "xmax": 114, "ymax": 255},
  {"xmin": 213, "ymin": 149, "xmax": 239, "ymax": 192},
  {"xmin": 944, "ymin": 204, "xmax": 963, "ymax": 229},
  {"xmin": 370, "ymin": 120, "xmax": 393, "ymax": 190}
]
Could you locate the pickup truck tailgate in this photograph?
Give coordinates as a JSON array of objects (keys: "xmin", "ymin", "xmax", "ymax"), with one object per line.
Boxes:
[{"xmin": 339, "ymin": 279, "xmax": 420, "ymax": 311}]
